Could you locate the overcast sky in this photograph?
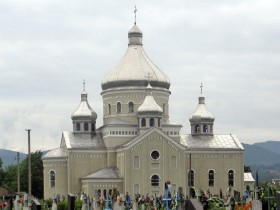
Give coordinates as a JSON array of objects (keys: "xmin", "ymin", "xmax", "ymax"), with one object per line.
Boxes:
[{"xmin": 0, "ymin": 0, "xmax": 279, "ymax": 153}]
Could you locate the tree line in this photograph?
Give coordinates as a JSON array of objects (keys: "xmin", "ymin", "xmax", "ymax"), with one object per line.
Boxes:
[{"xmin": 0, "ymin": 151, "xmax": 44, "ymax": 198}]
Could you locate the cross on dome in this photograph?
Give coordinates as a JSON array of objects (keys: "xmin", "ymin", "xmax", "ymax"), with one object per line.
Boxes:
[
  {"xmin": 145, "ymin": 73, "xmax": 153, "ymax": 83},
  {"xmin": 83, "ymin": 79, "xmax": 86, "ymax": 91},
  {"xmin": 134, "ymin": 6, "xmax": 137, "ymax": 25},
  {"xmin": 200, "ymin": 82, "xmax": 203, "ymax": 94}
]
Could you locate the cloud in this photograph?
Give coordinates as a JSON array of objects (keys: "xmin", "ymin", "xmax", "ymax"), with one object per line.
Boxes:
[{"xmin": 0, "ymin": 0, "xmax": 279, "ymax": 152}]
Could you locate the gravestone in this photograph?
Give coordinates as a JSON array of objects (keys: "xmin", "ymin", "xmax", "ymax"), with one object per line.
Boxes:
[
  {"xmin": 252, "ymin": 200, "xmax": 262, "ymax": 210},
  {"xmin": 132, "ymin": 196, "xmax": 138, "ymax": 210},
  {"xmin": 8, "ymin": 196, "xmax": 13, "ymax": 210},
  {"xmin": 276, "ymin": 191, "xmax": 280, "ymax": 210},
  {"xmin": 176, "ymin": 187, "xmax": 185, "ymax": 210},
  {"xmin": 51, "ymin": 199, "xmax": 57, "ymax": 210},
  {"xmin": 93, "ymin": 191, "xmax": 100, "ymax": 210},
  {"xmin": 68, "ymin": 194, "xmax": 75, "ymax": 210},
  {"xmin": 23, "ymin": 193, "xmax": 29, "ymax": 210},
  {"xmin": 81, "ymin": 194, "xmax": 87, "ymax": 210},
  {"xmin": 14, "ymin": 195, "xmax": 21, "ymax": 210},
  {"xmin": 87, "ymin": 197, "xmax": 92, "ymax": 210},
  {"xmin": 113, "ymin": 201, "xmax": 123, "ymax": 210},
  {"xmin": 32, "ymin": 199, "xmax": 41, "ymax": 210}
]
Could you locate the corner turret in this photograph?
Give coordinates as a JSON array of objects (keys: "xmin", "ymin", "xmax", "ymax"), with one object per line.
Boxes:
[
  {"xmin": 189, "ymin": 83, "xmax": 215, "ymax": 136},
  {"xmin": 71, "ymin": 81, "xmax": 97, "ymax": 134}
]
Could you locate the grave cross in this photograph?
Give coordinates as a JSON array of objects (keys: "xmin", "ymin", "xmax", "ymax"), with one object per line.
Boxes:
[
  {"xmin": 264, "ymin": 186, "xmax": 274, "ymax": 210},
  {"xmin": 162, "ymin": 197, "xmax": 172, "ymax": 210},
  {"xmin": 104, "ymin": 194, "xmax": 112, "ymax": 210},
  {"xmin": 162, "ymin": 186, "xmax": 172, "ymax": 210}
]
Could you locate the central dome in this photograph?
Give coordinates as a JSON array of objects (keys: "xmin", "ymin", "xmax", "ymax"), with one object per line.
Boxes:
[{"xmin": 101, "ymin": 24, "xmax": 170, "ymax": 91}]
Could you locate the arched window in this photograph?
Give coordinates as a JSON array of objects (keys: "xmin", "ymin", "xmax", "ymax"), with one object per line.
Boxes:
[
  {"xmin": 134, "ymin": 156, "xmax": 140, "ymax": 168},
  {"xmin": 50, "ymin": 170, "xmax": 55, "ymax": 188},
  {"xmin": 151, "ymin": 174, "xmax": 159, "ymax": 186},
  {"xmin": 128, "ymin": 101, "xmax": 134, "ymax": 113},
  {"xmin": 195, "ymin": 125, "xmax": 200, "ymax": 133},
  {"xmin": 134, "ymin": 184, "xmax": 139, "ymax": 195},
  {"xmin": 163, "ymin": 103, "xmax": 166, "ymax": 114},
  {"xmin": 108, "ymin": 103, "xmax": 111, "ymax": 115},
  {"xmin": 150, "ymin": 118, "xmax": 155, "ymax": 127},
  {"xmin": 117, "ymin": 102, "xmax": 121, "ymax": 114},
  {"xmin": 203, "ymin": 124, "xmax": 208, "ymax": 133},
  {"xmin": 141, "ymin": 118, "xmax": 146, "ymax": 127},
  {"xmin": 76, "ymin": 123, "xmax": 80, "ymax": 131},
  {"xmin": 171, "ymin": 156, "xmax": 177, "ymax": 168},
  {"xmin": 228, "ymin": 170, "xmax": 234, "ymax": 187},
  {"xmin": 84, "ymin": 123, "xmax": 89, "ymax": 131},
  {"xmin": 188, "ymin": 170, "xmax": 194, "ymax": 187},
  {"xmin": 209, "ymin": 170, "xmax": 214, "ymax": 187}
]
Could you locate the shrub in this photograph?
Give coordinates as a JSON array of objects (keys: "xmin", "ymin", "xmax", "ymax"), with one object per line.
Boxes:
[
  {"xmin": 57, "ymin": 200, "xmax": 67, "ymax": 210},
  {"xmin": 75, "ymin": 199, "xmax": 83, "ymax": 210}
]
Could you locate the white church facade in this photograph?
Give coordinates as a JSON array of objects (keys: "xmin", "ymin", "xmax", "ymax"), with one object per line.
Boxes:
[{"xmin": 42, "ymin": 22, "xmax": 244, "ymax": 199}]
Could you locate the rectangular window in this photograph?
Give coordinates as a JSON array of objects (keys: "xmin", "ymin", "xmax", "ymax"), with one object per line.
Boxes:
[
  {"xmin": 171, "ymin": 156, "xmax": 177, "ymax": 168},
  {"xmin": 134, "ymin": 156, "xmax": 140, "ymax": 168}
]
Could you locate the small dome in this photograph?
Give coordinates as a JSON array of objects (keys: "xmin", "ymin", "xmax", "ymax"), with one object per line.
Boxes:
[
  {"xmin": 138, "ymin": 87, "xmax": 163, "ymax": 114},
  {"xmin": 101, "ymin": 24, "xmax": 170, "ymax": 91},
  {"xmin": 42, "ymin": 147, "xmax": 67, "ymax": 159},
  {"xmin": 189, "ymin": 95, "xmax": 215, "ymax": 122},
  {"xmin": 71, "ymin": 90, "xmax": 97, "ymax": 121}
]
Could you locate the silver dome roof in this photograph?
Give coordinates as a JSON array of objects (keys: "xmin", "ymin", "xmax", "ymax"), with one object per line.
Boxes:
[
  {"xmin": 189, "ymin": 95, "xmax": 215, "ymax": 122},
  {"xmin": 42, "ymin": 147, "xmax": 67, "ymax": 159},
  {"xmin": 138, "ymin": 86, "xmax": 163, "ymax": 114},
  {"xmin": 71, "ymin": 90, "xmax": 97, "ymax": 120},
  {"xmin": 101, "ymin": 24, "xmax": 170, "ymax": 90}
]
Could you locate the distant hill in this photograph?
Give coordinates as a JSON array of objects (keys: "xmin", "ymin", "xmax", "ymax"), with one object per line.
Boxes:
[
  {"xmin": 0, "ymin": 149, "xmax": 27, "ymax": 168},
  {"xmin": 242, "ymin": 141, "xmax": 280, "ymax": 182},
  {"xmin": 254, "ymin": 141, "xmax": 280, "ymax": 155},
  {"xmin": 242, "ymin": 143, "xmax": 280, "ymax": 166}
]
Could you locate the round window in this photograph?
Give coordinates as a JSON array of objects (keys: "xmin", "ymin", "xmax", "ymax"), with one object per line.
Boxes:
[{"xmin": 151, "ymin": 150, "xmax": 160, "ymax": 160}]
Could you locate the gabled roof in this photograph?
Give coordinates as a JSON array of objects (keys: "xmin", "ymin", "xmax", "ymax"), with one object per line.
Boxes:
[
  {"xmin": 82, "ymin": 166, "xmax": 123, "ymax": 179},
  {"xmin": 180, "ymin": 134, "xmax": 244, "ymax": 150},
  {"xmin": 244, "ymin": 172, "xmax": 255, "ymax": 182},
  {"xmin": 121, "ymin": 127, "xmax": 186, "ymax": 150},
  {"xmin": 61, "ymin": 131, "xmax": 106, "ymax": 150}
]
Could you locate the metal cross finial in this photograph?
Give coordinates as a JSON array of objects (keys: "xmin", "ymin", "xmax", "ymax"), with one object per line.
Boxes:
[
  {"xmin": 83, "ymin": 79, "xmax": 86, "ymax": 91},
  {"xmin": 134, "ymin": 6, "xmax": 137, "ymax": 25},
  {"xmin": 145, "ymin": 72, "xmax": 153, "ymax": 84},
  {"xmin": 200, "ymin": 82, "xmax": 203, "ymax": 94}
]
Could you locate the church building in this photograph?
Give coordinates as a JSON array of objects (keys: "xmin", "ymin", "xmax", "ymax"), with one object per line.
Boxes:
[{"xmin": 42, "ymin": 21, "xmax": 244, "ymax": 199}]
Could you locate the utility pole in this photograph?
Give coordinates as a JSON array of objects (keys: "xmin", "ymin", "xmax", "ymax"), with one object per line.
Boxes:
[
  {"xmin": 189, "ymin": 153, "xmax": 192, "ymax": 198},
  {"xmin": 26, "ymin": 129, "xmax": 31, "ymax": 196},
  {"xmin": 17, "ymin": 152, "xmax": 20, "ymax": 193}
]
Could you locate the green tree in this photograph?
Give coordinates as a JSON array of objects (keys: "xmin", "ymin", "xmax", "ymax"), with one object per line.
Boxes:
[
  {"xmin": 244, "ymin": 165, "xmax": 252, "ymax": 172},
  {"xmin": 20, "ymin": 151, "xmax": 44, "ymax": 198},
  {"xmin": 2, "ymin": 164, "xmax": 17, "ymax": 193},
  {"xmin": 0, "ymin": 158, "xmax": 5, "ymax": 186}
]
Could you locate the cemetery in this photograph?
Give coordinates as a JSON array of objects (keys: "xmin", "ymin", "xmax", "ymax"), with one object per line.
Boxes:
[{"xmin": 1, "ymin": 180, "xmax": 279, "ymax": 210}]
